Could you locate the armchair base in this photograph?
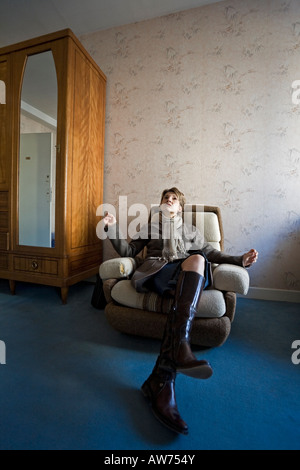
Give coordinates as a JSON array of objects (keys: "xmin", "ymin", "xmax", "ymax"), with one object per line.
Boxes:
[{"xmin": 105, "ymin": 290, "xmax": 236, "ymax": 348}]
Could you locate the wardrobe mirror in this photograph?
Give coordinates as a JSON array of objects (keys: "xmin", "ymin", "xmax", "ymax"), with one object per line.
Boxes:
[{"xmin": 19, "ymin": 50, "xmax": 57, "ymax": 248}]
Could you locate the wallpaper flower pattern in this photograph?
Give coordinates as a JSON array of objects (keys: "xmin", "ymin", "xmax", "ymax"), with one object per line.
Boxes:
[{"xmin": 82, "ymin": 0, "xmax": 300, "ymax": 292}]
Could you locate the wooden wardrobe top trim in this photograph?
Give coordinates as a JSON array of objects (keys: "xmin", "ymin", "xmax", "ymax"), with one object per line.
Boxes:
[{"xmin": 0, "ymin": 28, "xmax": 107, "ymax": 82}]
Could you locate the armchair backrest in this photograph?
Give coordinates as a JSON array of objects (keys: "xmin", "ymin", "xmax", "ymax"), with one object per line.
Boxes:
[{"xmin": 183, "ymin": 204, "xmax": 224, "ymax": 251}]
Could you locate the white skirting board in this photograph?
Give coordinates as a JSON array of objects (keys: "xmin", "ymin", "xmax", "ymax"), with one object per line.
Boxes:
[{"xmin": 238, "ymin": 287, "xmax": 300, "ymax": 303}]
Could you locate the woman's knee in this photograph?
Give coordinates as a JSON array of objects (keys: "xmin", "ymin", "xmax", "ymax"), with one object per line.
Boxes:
[{"xmin": 181, "ymin": 254, "xmax": 205, "ymax": 274}]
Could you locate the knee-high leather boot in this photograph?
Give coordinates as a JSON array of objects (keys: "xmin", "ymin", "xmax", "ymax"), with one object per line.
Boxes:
[
  {"xmin": 141, "ymin": 365, "xmax": 189, "ymax": 435},
  {"xmin": 141, "ymin": 271, "xmax": 211, "ymax": 434},
  {"xmin": 158, "ymin": 270, "xmax": 213, "ymax": 379}
]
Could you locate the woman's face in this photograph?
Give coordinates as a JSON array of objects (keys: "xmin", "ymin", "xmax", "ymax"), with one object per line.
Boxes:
[{"xmin": 160, "ymin": 192, "xmax": 182, "ymax": 217}]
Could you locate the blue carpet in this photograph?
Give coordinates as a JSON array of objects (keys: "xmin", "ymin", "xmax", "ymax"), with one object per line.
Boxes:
[{"xmin": 0, "ymin": 280, "xmax": 299, "ymax": 450}]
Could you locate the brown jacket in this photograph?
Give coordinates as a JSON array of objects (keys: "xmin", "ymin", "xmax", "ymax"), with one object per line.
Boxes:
[{"xmin": 107, "ymin": 219, "xmax": 244, "ymax": 293}]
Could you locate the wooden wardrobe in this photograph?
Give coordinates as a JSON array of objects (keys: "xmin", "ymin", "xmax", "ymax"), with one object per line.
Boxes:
[{"xmin": 0, "ymin": 29, "xmax": 106, "ymax": 303}]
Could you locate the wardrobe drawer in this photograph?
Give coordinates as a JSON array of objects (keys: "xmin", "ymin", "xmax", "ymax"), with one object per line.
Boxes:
[{"xmin": 13, "ymin": 256, "xmax": 58, "ymax": 275}]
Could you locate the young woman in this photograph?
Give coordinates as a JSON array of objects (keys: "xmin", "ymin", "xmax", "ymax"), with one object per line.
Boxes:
[{"xmin": 103, "ymin": 187, "xmax": 258, "ymax": 435}]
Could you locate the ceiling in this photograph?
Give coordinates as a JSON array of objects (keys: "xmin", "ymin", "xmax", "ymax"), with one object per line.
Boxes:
[{"xmin": 0, "ymin": 0, "xmax": 221, "ymax": 48}]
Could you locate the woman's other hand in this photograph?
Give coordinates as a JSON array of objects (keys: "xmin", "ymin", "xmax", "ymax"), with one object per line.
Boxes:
[{"xmin": 243, "ymin": 249, "xmax": 258, "ymax": 267}]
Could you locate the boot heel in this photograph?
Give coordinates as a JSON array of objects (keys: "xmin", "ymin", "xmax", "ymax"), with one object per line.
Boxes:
[{"xmin": 177, "ymin": 363, "xmax": 213, "ymax": 379}]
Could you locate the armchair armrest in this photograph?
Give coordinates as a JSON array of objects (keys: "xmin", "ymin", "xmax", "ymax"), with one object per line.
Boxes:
[
  {"xmin": 100, "ymin": 257, "xmax": 137, "ymax": 281},
  {"xmin": 213, "ymin": 264, "xmax": 250, "ymax": 295}
]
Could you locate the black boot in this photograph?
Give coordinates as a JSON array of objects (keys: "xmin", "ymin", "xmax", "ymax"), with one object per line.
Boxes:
[
  {"xmin": 141, "ymin": 367, "xmax": 188, "ymax": 435},
  {"xmin": 159, "ymin": 270, "xmax": 213, "ymax": 379}
]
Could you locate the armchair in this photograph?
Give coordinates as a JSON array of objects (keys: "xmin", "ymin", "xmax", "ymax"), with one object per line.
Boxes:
[{"xmin": 99, "ymin": 205, "xmax": 249, "ymax": 348}]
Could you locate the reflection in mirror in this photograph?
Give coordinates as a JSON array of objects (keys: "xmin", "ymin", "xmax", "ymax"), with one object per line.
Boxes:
[{"xmin": 19, "ymin": 51, "xmax": 57, "ymax": 247}]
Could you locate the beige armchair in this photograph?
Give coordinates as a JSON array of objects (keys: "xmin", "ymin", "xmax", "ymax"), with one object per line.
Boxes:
[{"xmin": 99, "ymin": 205, "xmax": 250, "ymax": 348}]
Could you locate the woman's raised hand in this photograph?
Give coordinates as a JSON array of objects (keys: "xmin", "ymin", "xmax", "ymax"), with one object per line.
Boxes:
[
  {"xmin": 243, "ymin": 249, "xmax": 258, "ymax": 267},
  {"xmin": 103, "ymin": 212, "xmax": 117, "ymax": 227}
]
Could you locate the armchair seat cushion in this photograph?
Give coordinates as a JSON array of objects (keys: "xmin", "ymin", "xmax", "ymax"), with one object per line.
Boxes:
[{"xmin": 110, "ymin": 279, "xmax": 226, "ymax": 318}]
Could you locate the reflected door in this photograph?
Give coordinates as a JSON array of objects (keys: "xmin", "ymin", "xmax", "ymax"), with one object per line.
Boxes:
[{"xmin": 19, "ymin": 132, "xmax": 53, "ymax": 247}]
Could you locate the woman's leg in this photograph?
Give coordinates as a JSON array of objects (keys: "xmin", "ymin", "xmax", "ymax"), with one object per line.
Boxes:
[
  {"xmin": 158, "ymin": 255, "xmax": 212, "ymax": 378},
  {"xmin": 181, "ymin": 253, "xmax": 205, "ymax": 274},
  {"xmin": 142, "ymin": 255, "xmax": 212, "ymax": 435}
]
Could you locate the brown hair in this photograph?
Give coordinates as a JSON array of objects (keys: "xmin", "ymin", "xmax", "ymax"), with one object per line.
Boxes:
[{"xmin": 160, "ymin": 187, "xmax": 186, "ymax": 209}]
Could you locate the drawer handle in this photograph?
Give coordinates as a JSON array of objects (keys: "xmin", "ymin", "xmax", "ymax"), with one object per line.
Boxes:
[{"xmin": 31, "ymin": 261, "xmax": 39, "ymax": 270}]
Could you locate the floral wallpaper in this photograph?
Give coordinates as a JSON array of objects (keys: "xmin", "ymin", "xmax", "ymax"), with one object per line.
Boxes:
[{"xmin": 81, "ymin": 0, "xmax": 300, "ymax": 293}]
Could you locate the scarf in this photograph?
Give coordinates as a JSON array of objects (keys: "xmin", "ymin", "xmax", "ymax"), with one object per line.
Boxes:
[{"xmin": 151, "ymin": 212, "xmax": 187, "ymax": 262}]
